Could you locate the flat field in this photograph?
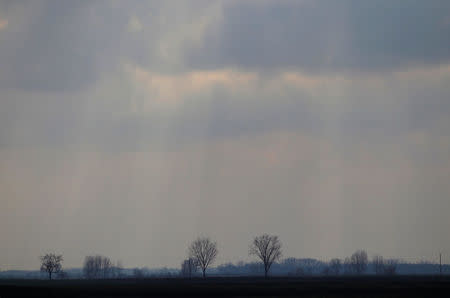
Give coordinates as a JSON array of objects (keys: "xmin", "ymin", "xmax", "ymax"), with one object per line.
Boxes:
[{"xmin": 1, "ymin": 276, "xmax": 449, "ymax": 297}]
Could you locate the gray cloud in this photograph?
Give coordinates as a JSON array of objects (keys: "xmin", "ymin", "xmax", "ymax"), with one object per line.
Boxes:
[
  {"xmin": 0, "ymin": 1, "xmax": 128, "ymax": 91},
  {"xmin": 2, "ymin": 0, "xmax": 448, "ymax": 93},
  {"xmin": 188, "ymin": 0, "xmax": 450, "ymax": 73},
  {"xmin": 0, "ymin": 0, "xmax": 219, "ymax": 91}
]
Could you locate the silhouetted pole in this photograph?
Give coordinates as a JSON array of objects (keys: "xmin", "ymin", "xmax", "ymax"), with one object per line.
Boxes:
[{"xmin": 440, "ymin": 253, "xmax": 442, "ymax": 276}]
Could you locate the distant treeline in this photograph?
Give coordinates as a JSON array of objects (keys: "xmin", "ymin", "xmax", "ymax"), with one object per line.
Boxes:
[
  {"xmin": 1, "ymin": 235, "xmax": 447, "ymax": 279},
  {"xmin": 0, "ymin": 259, "xmax": 447, "ymax": 279},
  {"xmin": 214, "ymin": 259, "xmax": 449, "ymax": 276}
]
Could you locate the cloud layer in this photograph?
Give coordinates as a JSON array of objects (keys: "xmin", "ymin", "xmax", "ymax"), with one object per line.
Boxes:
[
  {"xmin": 0, "ymin": 1, "xmax": 450, "ymax": 269},
  {"xmin": 190, "ymin": 0, "xmax": 450, "ymax": 73}
]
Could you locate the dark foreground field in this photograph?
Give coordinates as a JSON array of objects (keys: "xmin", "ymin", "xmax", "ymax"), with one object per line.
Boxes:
[{"xmin": 1, "ymin": 276, "xmax": 449, "ymax": 297}]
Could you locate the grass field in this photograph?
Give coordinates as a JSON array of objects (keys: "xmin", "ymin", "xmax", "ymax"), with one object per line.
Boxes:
[{"xmin": 1, "ymin": 276, "xmax": 449, "ymax": 297}]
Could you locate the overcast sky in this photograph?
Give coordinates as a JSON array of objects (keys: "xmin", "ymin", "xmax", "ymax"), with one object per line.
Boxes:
[{"xmin": 1, "ymin": 0, "xmax": 450, "ymax": 270}]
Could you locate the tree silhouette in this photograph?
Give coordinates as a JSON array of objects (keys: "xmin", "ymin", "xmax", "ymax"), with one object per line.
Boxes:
[
  {"xmin": 188, "ymin": 237, "xmax": 218, "ymax": 278},
  {"xmin": 350, "ymin": 250, "xmax": 368, "ymax": 275},
  {"xmin": 40, "ymin": 253, "xmax": 63, "ymax": 280},
  {"xmin": 249, "ymin": 234, "xmax": 282, "ymax": 278}
]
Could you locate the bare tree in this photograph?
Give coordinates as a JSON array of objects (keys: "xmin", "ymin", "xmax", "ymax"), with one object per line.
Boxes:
[
  {"xmin": 188, "ymin": 237, "xmax": 218, "ymax": 278},
  {"xmin": 383, "ymin": 259, "xmax": 398, "ymax": 275},
  {"xmin": 343, "ymin": 257, "xmax": 352, "ymax": 274},
  {"xmin": 83, "ymin": 256, "xmax": 98, "ymax": 279},
  {"xmin": 83, "ymin": 255, "xmax": 113, "ymax": 279},
  {"xmin": 372, "ymin": 255, "xmax": 399, "ymax": 275},
  {"xmin": 329, "ymin": 258, "xmax": 342, "ymax": 275},
  {"xmin": 101, "ymin": 257, "xmax": 113, "ymax": 278},
  {"xmin": 40, "ymin": 253, "xmax": 63, "ymax": 280},
  {"xmin": 372, "ymin": 255, "xmax": 385, "ymax": 275},
  {"xmin": 350, "ymin": 250, "xmax": 368, "ymax": 275},
  {"xmin": 249, "ymin": 234, "xmax": 282, "ymax": 278},
  {"xmin": 181, "ymin": 258, "xmax": 198, "ymax": 278}
]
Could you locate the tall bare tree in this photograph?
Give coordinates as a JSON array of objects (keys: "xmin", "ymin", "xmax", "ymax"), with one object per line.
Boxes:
[
  {"xmin": 188, "ymin": 237, "xmax": 218, "ymax": 278},
  {"xmin": 40, "ymin": 253, "xmax": 63, "ymax": 280},
  {"xmin": 249, "ymin": 234, "xmax": 282, "ymax": 278},
  {"xmin": 350, "ymin": 250, "xmax": 368, "ymax": 275}
]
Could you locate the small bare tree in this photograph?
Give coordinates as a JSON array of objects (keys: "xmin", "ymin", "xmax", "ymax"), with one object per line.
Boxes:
[
  {"xmin": 181, "ymin": 258, "xmax": 198, "ymax": 278},
  {"xmin": 383, "ymin": 259, "xmax": 398, "ymax": 275},
  {"xmin": 188, "ymin": 237, "xmax": 218, "ymax": 278},
  {"xmin": 83, "ymin": 256, "xmax": 98, "ymax": 279},
  {"xmin": 101, "ymin": 257, "xmax": 113, "ymax": 278},
  {"xmin": 372, "ymin": 255, "xmax": 398, "ymax": 275},
  {"xmin": 343, "ymin": 257, "xmax": 352, "ymax": 274},
  {"xmin": 249, "ymin": 234, "xmax": 282, "ymax": 278},
  {"xmin": 40, "ymin": 253, "xmax": 63, "ymax": 280},
  {"xmin": 372, "ymin": 255, "xmax": 385, "ymax": 275},
  {"xmin": 329, "ymin": 258, "xmax": 342, "ymax": 275},
  {"xmin": 83, "ymin": 255, "xmax": 113, "ymax": 279},
  {"xmin": 350, "ymin": 250, "xmax": 368, "ymax": 275}
]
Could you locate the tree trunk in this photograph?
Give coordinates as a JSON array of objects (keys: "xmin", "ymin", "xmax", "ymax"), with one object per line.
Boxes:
[
  {"xmin": 264, "ymin": 268, "xmax": 268, "ymax": 279},
  {"xmin": 202, "ymin": 268, "xmax": 206, "ymax": 278},
  {"xmin": 49, "ymin": 271, "xmax": 52, "ymax": 280}
]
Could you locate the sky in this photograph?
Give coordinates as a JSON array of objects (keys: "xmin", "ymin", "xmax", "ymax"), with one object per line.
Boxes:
[{"xmin": 1, "ymin": 0, "xmax": 450, "ymax": 270}]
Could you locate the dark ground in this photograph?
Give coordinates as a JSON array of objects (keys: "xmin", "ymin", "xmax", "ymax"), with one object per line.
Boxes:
[{"xmin": 1, "ymin": 276, "xmax": 449, "ymax": 297}]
